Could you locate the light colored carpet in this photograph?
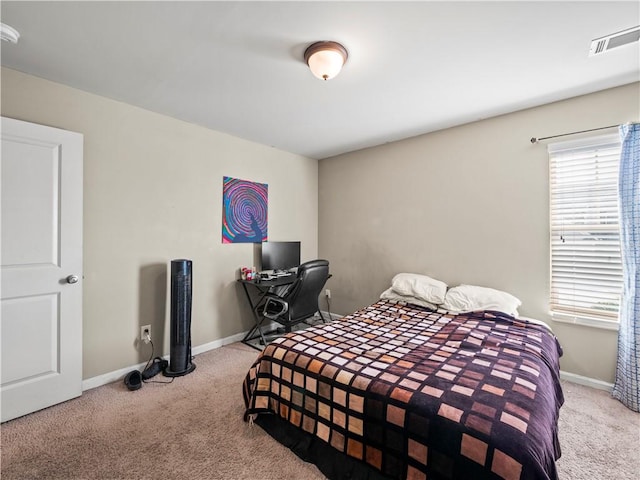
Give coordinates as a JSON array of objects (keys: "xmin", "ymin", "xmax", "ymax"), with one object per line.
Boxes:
[
  {"xmin": 1, "ymin": 342, "xmax": 638, "ymax": 479},
  {"xmin": 556, "ymin": 380, "xmax": 639, "ymax": 479}
]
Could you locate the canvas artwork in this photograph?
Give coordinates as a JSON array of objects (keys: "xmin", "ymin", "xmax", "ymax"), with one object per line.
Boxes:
[{"xmin": 222, "ymin": 176, "xmax": 268, "ymax": 243}]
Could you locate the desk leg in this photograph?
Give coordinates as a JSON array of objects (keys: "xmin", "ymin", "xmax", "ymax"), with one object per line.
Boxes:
[{"xmin": 240, "ymin": 283, "xmax": 269, "ymax": 349}]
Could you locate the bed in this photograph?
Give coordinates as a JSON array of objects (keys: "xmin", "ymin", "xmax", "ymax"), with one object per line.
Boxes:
[{"xmin": 243, "ymin": 298, "xmax": 564, "ymax": 480}]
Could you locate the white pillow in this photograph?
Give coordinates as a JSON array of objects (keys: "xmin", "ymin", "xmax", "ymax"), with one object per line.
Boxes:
[
  {"xmin": 442, "ymin": 284, "xmax": 522, "ymax": 316},
  {"xmin": 380, "ymin": 288, "xmax": 438, "ymax": 311},
  {"xmin": 391, "ymin": 273, "xmax": 447, "ymax": 305}
]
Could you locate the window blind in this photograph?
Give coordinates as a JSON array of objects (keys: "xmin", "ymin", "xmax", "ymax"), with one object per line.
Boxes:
[{"xmin": 548, "ymin": 133, "xmax": 622, "ymax": 325}]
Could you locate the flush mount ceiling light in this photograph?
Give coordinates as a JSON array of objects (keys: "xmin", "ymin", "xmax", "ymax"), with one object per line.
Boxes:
[
  {"xmin": 0, "ymin": 23, "xmax": 20, "ymax": 44},
  {"xmin": 304, "ymin": 41, "xmax": 348, "ymax": 81}
]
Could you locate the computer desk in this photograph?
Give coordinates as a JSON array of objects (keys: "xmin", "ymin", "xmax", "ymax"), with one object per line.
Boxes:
[{"xmin": 237, "ymin": 274, "xmax": 296, "ymax": 349}]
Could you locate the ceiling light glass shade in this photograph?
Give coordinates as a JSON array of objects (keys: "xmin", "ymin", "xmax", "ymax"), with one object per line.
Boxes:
[
  {"xmin": 0, "ymin": 23, "xmax": 20, "ymax": 44},
  {"xmin": 304, "ymin": 41, "xmax": 348, "ymax": 81}
]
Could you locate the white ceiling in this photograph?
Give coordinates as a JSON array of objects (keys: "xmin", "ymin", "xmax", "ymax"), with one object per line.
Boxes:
[{"xmin": 1, "ymin": 1, "xmax": 639, "ymax": 159}]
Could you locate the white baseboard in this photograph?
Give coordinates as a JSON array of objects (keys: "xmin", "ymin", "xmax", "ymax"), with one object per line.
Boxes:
[
  {"xmin": 560, "ymin": 370, "xmax": 614, "ymax": 392},
  {"xmin": 82, "ymin": 313, "xmax": 344, "ymax": 392},
  {"xmin": 86, "ymin": 321, "xmax": 612, "ymax": 396},
  {"xmin": 81, "ymin": 329, "xmax": 252, "ymax": 392},
  {"xmin": 82, "ymin": 360, "xmax": 154, "ymax": 392},
  {"xmin": 191, "ymin": 330, "xmax": 248, "ymax": 356}
]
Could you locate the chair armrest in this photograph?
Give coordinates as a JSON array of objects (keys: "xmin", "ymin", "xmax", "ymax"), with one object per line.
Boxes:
[{"xmin": 263, "ymin": 294, "xmax": 289, "ymax": 320}]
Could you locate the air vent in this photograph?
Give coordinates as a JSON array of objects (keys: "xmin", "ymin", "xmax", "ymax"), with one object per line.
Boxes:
[{"xmin": 589, "ymin": 25, "xmax": 640, "ymax": 56}]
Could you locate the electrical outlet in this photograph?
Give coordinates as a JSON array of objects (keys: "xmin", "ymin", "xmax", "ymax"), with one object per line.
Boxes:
[
  {"xmin": 325, "ymin": 289, "xmax": 331, "ymax": 299},
  {"xmin": 140, "ymin": 325, "xmax": 151, "ymax": 344}
]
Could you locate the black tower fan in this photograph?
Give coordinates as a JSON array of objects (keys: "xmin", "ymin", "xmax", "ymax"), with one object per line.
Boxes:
[{"xmin": 164, "ymin": 259, "xmax": 196, "ymax": 377}]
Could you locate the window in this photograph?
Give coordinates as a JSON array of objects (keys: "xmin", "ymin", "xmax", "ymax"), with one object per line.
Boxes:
[{"xmin": 548, "ymin": 133, "xmax": 622, "ymax": 329}]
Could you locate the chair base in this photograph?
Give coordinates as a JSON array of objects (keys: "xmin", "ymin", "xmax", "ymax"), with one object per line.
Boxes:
[{"xmin": 243, "ymin": 315, "xmax": 327, "ymax": 350}]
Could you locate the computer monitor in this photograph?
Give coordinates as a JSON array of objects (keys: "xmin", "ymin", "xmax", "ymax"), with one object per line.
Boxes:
[{"xmin": 261, "ymin": 241, "xmax": 301, "ymax": 272}]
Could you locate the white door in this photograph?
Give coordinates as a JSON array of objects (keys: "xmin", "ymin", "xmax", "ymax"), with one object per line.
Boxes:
[{"xmin": 1, "ymin": 117, "xmax": 83, "ymax": 422}]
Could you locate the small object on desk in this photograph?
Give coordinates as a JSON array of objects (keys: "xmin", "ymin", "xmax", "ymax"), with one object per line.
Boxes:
[
  {"xmin": 241, "ymin": 266, "xmax": 258, "ymax": 281},
  {"xmin": 240, "ymin": 266, "xmax": 253, "ymax": 281}
]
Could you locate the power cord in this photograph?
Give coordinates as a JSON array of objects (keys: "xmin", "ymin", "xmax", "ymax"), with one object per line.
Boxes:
[
  {"xmin": 326, "ymin": 294, "xmax": 332, "ymax": 322},
  {"xmin": 142, "ymin": 339, "xmax": 174, "ymax": 384}
]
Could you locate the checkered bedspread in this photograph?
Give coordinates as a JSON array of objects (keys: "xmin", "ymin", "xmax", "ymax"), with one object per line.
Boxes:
[{"xmin": 243, "ymin": 300, "xmax": 564, "ymax": 480}]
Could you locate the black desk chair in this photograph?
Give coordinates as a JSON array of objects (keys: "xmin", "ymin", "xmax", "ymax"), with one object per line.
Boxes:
[{"xmin": 262, "ymin": 259, "xmax": 330, "ymax": 332}]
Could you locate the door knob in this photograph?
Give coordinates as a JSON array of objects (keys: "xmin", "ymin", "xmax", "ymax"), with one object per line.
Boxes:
[{"xmin": 66, "ymin": 275, "xmax": 79, "ymax": 284}]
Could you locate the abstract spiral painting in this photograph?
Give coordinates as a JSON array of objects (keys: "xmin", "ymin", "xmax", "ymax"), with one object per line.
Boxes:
[{"xmin": 222, "ymin": 176, "xmax": 268, "ymax": 244}]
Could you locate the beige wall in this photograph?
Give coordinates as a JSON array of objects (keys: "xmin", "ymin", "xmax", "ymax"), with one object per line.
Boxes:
[
  {"xmin": 319, "ymin": 82, "xmax": 639, "ymax": 383},
  {"xmin": 1, "ymin": 68, "xmax": 318, "ymax": 379},
  {"xmin": 3, "ymin": 65, "xmax": 637, "ymax": 384}
]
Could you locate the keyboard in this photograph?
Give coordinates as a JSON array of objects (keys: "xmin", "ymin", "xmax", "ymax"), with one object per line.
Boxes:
[
  {"xmin": 258, "ymin": 271, "xmax": 291, "ymax": 280},
  {"xmin": 274, "ymin": 272, "xmax": 293, "ymax": 277}
]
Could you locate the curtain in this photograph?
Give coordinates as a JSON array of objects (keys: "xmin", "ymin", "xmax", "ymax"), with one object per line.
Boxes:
[{"xmin": 612, "ymin": 123, "xmax": 640, "ymax": 412}]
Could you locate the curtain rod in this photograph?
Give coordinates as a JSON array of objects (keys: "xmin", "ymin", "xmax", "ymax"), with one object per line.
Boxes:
[{"xmin": 530, "ymin": 124, "xmax": 621, "ymax": 144}]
